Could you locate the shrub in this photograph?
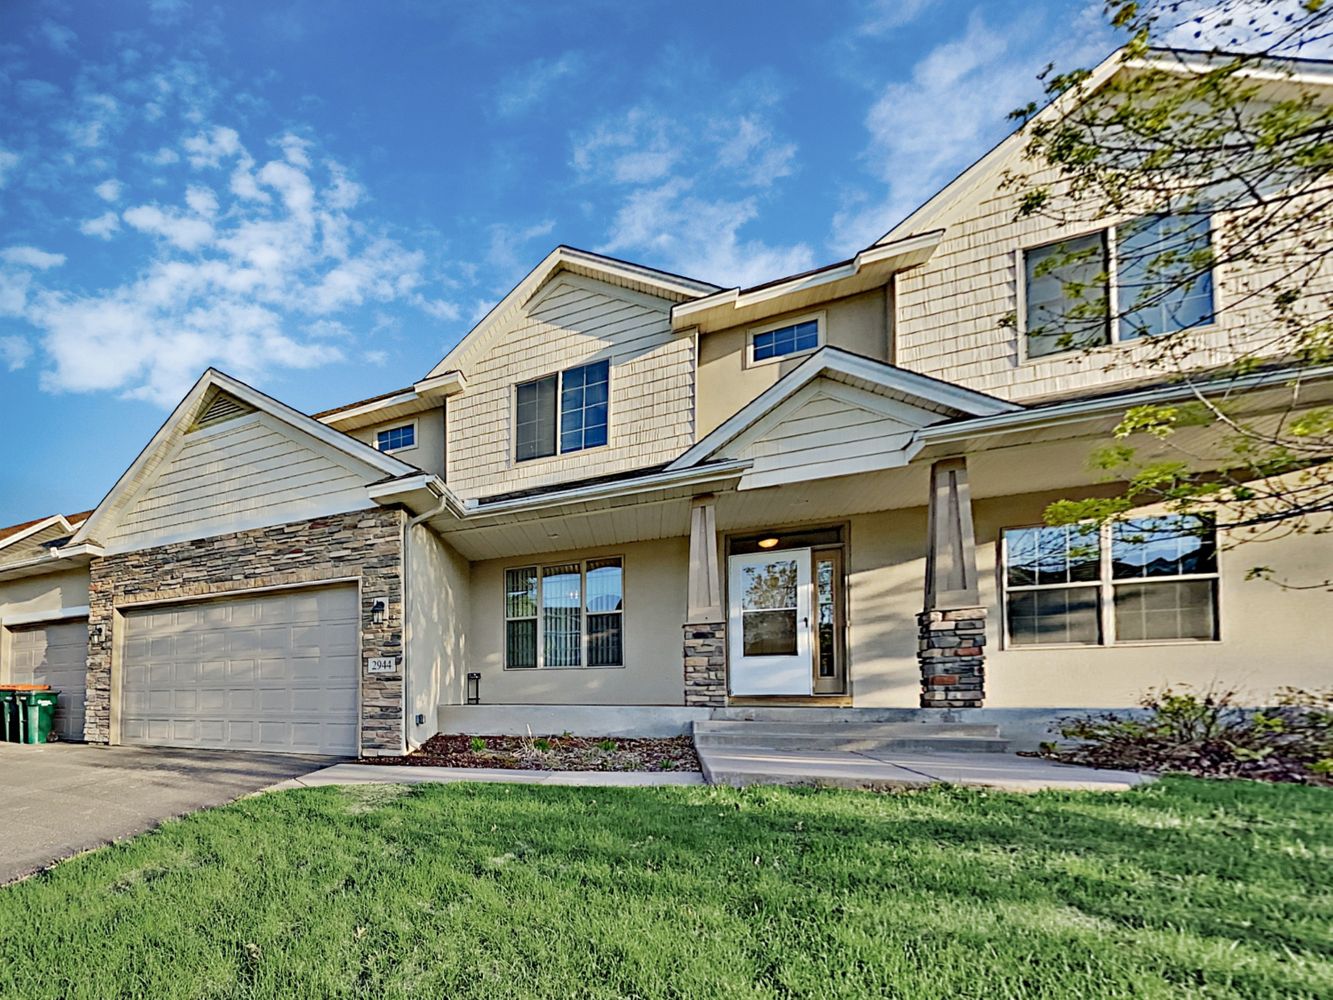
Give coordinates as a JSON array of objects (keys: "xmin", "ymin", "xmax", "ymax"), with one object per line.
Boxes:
[
  {"xmin": 533, "ymin": 738, "xmax": 552, "ymax": 753},
  {"xmin": 597, "ymin": 739, "xmax": 617, "ymax": 752},
  {"xmin": 1040, "ymin": 687, "xmax": 1333, "ymax": 784},
  {"xmin": 469, "ymin": 736, "xmax": 486, "ymax": 753}
]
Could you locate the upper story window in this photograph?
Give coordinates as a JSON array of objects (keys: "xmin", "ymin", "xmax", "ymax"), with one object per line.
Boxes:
[
  {"xmin": 515, "ymin": 360, "xmax": 610, "ymax": 462},
  {"xmin": 748, "ymin": 313, "xmax": 824, "ymax": 366},
  {"xmin": 1002, "ymin": 515, "xmax": 1218, "ymax": 647},
  {"xmin": 375, "ymin": 423, "xmax": 416, "ymax": 453},
  {"xmin": 1022, "ymin": 212, "xmax": 1214, "ymax": 359}
]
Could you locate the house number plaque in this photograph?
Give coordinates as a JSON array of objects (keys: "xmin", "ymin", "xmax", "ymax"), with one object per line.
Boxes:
[{"xmin": 366, "ymin": 657, "xmax": 398, "ymax": 674}]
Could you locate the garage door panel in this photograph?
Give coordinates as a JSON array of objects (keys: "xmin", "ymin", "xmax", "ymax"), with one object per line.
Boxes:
[
  {"xmin": 121, "ymin": 586, "xmax": 358, "ymax": 755},
  {"xmin": 8, "ymin": 619, "xmax": 89, "ymax": 742}
]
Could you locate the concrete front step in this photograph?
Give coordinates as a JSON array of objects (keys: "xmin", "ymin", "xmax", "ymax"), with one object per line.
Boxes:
[{"xmin": 692, "ymin": 720, "xmax": 1009, "ymax": 755}]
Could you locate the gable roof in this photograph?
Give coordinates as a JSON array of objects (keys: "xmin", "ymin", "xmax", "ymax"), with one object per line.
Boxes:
[
  {"xmin": 424, "ymin": 245, "xmax": 720, "ymax": 380},
  {"xmin": 70, "ymin": 369, "xmax": 419, "ymax": 547},
  {"xmin": 876, "ymin": 46, "xmax": 1333, "ymax": 248},
  {"xmin": 0, "ymin": 511, "xmax": 90, "ymax": 552},
  {"xmin": 669, "ymin": 347, "xmax": 1020, "ymax": 472}
]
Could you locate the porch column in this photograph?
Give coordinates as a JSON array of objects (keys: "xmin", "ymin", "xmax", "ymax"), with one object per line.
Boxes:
[
  {"xmin": 683, "ymin": 494, "xmax": 726, "ymax": 707},
  {"xmin": 919, "ymin": 458, "xmax": 987, "ymax": 708}
]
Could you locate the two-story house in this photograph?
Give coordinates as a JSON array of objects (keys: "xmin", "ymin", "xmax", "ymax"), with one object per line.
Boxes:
[{"xmin": 2, "ymin": 47, "xmax": 1329, "ymax": 756}]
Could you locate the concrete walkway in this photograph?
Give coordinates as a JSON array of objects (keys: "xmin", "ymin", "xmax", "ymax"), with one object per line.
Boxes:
[
  {"xmin": 698, "ymin": 747, "xmax": 1150, "ymax": 792},
  {"xmin": 271, "ymin": 763, "xmax": 705, "ymax": 790},
  {"xmin": 271, "ymin": 753, "xmax": 1146, "ymax": 794}
]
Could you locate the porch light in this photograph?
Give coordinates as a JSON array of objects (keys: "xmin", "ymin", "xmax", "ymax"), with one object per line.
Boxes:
[
  {"xmin": 757, "ymin": 537, "xmax": 780, "ymax": 549},
  {"xmin": 466, "ymin": 672, "xmax": 481, "ymax": 705},
  {"xmin": 370, "ymin": 598, "xmax": 386, "ymax": 625}
]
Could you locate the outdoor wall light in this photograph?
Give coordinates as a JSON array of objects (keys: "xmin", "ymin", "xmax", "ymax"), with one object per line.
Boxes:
[
  {"xmin": 370, "ymin": 598, "xmax": 386, "ymax": 625},
  {"xmin": 757, "ymin": 537, "xmax": 780, "ymax": 549},
  {"xmin": 466, "ymin": 672, "xmax": 481, "ymax": 705}
]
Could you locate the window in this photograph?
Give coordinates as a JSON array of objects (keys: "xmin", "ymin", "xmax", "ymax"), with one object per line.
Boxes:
[
  {"xmin": 748, "ymin": 313, "xmax": 823, "ymax": 365},
  {"xmin": 504, "ymin": 557, "xmax": 624, "ymax": 668},
  {"xmin": 1022, "ymin": 212, "xmax": 1213, "ymax": 358},
  {"xmin": 375, "ymin": 423, "xmax": 416, "ymax": 452},
  {"xmin": 1002, "ymin": 515, "xmax": 1218, "ymax": 647},
  {"xmin": 514, "ymin": 360, "xmax": 610, "ymax": 462}
]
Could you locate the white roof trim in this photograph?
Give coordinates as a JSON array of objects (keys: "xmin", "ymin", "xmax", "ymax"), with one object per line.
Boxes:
[
  {"xmin": 671, "ymin": 231, "xmax": 943, "ymax": 328},
  {"xmin": 318, "ymin": 371, "xmax": 466, "ymax": 430},
  {"xmin": 425, "ymin": 246, "xmax": 719, "ymax": 379},
  {"xmin": 71, "ymin": 368, "xmax": 419, "ymax": 547},
  {"xmin": 0, "ymin": 514, "xmax": 77, "ymax": 552},
  {"xmin": 668, "ymin": 348, "xmax": 1019, "ymax": 470}
]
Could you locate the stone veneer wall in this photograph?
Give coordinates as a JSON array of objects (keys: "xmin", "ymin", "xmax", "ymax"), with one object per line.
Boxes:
[
  {"xmin": 917, "ymin": 608, "xmax": 986, "ymax": 708},
  {"xmin": 85, "ymin": 507, "xmax": 407, "ymax": 755},
  {"xmin": 683, "ymin": 622, "xmax": 727, "ymax": 707}
]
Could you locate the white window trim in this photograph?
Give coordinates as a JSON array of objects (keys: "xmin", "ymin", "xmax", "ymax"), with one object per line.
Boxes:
[
  {"xmin": 1015, "ymin": 218, "xmax": 1219, "ymax": 365},
  {"xmin": 374, "ymin": 419, "xmax": 419, "ymax": 455},
  {"xmin": 503, "ymin": 556, "xmax": 626, "ymax": 670},
  {"xmin": 1000, "ymin": 520, "xmax": 1221, "ymax": 650},
  {"xmin": 512, "ymin": 361, "xmax": 612, "ymax": 465},
  {"xmin": 745, "ymin": 311, "xmax": 826, "ymax": 369}
]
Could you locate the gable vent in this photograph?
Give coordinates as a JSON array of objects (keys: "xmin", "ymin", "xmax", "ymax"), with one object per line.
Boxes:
[{"xmin": 191, "ymin": 391, "xmax": 256, "ymax": 430}]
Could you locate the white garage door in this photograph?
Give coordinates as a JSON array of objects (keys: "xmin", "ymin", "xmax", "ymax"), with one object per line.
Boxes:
[
  {"xmin": 120, "ymin": 586, "xmax": 359, "ymax": 755},
  {"xmin": 8, "ymin": 619, "xmax": 88, "ymax": 741}
]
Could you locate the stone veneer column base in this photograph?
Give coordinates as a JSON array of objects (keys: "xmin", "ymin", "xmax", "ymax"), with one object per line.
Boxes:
[
  {"xmin": 918, "ymin": 608, "xmax": 986, "ymax": 708},
  {"xmin": 683, "ymin": 622, "xmax": 727, "ymax": 707}
]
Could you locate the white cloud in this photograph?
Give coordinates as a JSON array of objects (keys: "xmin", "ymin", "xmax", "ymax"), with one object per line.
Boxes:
[
  {"xmin": 1, "ymin": 336, "xmax": 32, "ymax": 372},
  {"xmin": 80, "ymin": 212, "xmax": 122, "ymax": 239},
  {"xmin": 1154, "ymin": 0, "xmax": 1333, "ymax": 56},
  {"xmin": 123, "ymin": 204, "xmax": 216, "ymax": 252},
  {"xmin": 573, "ymin": 108, "xmax": 680, "ymax": 184},
  {"xmin": 183, "ymin": 126, "xmax": 242, "ymax": 168},
  {"xmin": 497, "ymin": 52, "xmax": 584, "ymax": 117},
  {"xmin": 147, "ymin": 147, "xmax": 181, "ymax": 166},
  {"xmin": 1, "ymin": 246, "xmax": 67, "ymax": 270},
  {"xmin": 148, "ymin": 0, "xmax": 191, "ymax": 25},
  {"xmin": 0, "ymin": 150, "xmax": 20, "ymax": 188},
  {"xmin": 854, "ymin": 0, "xmax": 938, "ymax": 35},
  {"xmin": 486, "ymin": 219, "xmax": 557, "ymax": 277},
  {"xmin": 832, "ymin": 7, "xmax": 1113, "ymax": 251},
  {"xmin": 95, "ymin": 179, "xmax": 123, "ymax": 202},
  {"xmin": 39, "ymin": 19, "xmax": 77, "ymax": 55},
  {"xmin": 600, "ymin": 179, "xmax": 814, "ymax": 288},
  {"xmin": 362, "ymin": 349, "xmax": 389, "ymax": 366}
]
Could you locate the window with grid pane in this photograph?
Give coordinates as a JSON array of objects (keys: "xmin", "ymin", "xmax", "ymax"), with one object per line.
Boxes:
[
  {"xmin": 503, "ymin": 558, "xmax": 624, "ymax": 669},
  {"xmin": 515, "ymin": 375, "xmax": 557, "ymax": 461},
  {"xmin": 751, "ymin": 318, "xmax": 821, "ymax": 363},
  {"xmin": 559, "ymin": 360, "xmax": 609, "ymax": 453},
  {"xmin": 1023, "ymin": 232, "xmax": 1110, "ymax": 357},
  {"xmin": 1002, "ymin": 516, "xmax": 1219, "ymax": 647},
  {"xmin": 1116, "ymin": 213, "xmax": 1213, "ymax": 339}
]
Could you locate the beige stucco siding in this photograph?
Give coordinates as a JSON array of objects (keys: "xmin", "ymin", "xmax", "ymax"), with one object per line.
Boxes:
[
  {"xmin": 446, "ymin": 275, "xmax": 695, "ymax": 499},
  {"xmin": 696, "ymin": 289, "xmax": 888, "ymax": 437},
  {"xmin": 103, "ymin": 412, "xmax": 375, "ymax": 552},
  {"xmin": 0, "ymin": 568, "xmax": 91, "ymax": 684},
  {"xmin": 466, "ymin": 537, "xmax": 687, "ymax": 706},
  {"xmin": 349, "ymin": 407, "xmax": 447, "ymax": 478},
  {"xmin": 845, "ymin": 492, "xmax": 1331, "ymax": 709},
  {"xmin": 405, "ymin": 524, "xmax": 469, "ymax": 746}
]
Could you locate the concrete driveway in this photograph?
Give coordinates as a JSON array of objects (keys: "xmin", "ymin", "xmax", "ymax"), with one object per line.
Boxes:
[{"xmin": 0, "ymin": 743, "xmax": 332, "ymax": 883}]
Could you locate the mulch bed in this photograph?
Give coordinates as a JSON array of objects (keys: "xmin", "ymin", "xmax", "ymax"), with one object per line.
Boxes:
[{"xmin": 357, "ymin": 733, "xmax": 701, "ymax": 772}]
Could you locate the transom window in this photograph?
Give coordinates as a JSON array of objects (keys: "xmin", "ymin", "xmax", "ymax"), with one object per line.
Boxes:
[
  {"xmin": 375, "ymin": 423, "xmax": 415, "ymax": 452},
  {"xmin": 1022, "ymin": 212, "xmax": 1214, "ymax": 358},
  {"xmin": 504, "ymin": 557, "xmax": 624, "ymax": 668},
  {"xmin": 515, "ymin": 360, "xmax": 610, "ymax": 462},
  {"xmin": 1002, "ymin": 516, "xmax": 1218, "ymax": 647},
  {"xmin": 748, "ymin": 313, "xmax": 823, "ymax": 365}
]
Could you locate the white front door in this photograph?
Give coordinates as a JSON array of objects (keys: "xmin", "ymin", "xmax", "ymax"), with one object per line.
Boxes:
[{"xmin": 728, "ymin": 548, "xmax": 813, "ymax": 696}]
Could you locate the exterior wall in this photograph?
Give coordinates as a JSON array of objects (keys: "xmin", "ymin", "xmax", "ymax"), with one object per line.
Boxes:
[
  {"xmin": 103, "ymin": 412, "xmax": 373, "ymax": 553},
  {"xmin": 446, "ymin": 274, "xmax": 695, "ymax": 499},
  {"xmin": 0, "ymin": 568, "xmax": 91, "ymax": 686},
  {"xmin": 697, "ymin": 289, "xmax": 889, "ymax": 438},
  {"xmin": 85, "ymin": 508, "xmax": 407, "ymax": 755},
  {"xmin": 892, "ymin": 168, "xmax": 1326, "ymax": 403},
  {"xmin": 348, "ymin": 407, "xmax": 447, "ymax": 479},
  {"xmin": 844, "ymin": 490, "xmax": 1332, "ymax": 709},
  {"xmin": 466, "ymin": 536, "xmax": 688, "ymax": 706},
  {"xmin": 405, "ymin": 523, "xmax": 470, "ymax": 746}
]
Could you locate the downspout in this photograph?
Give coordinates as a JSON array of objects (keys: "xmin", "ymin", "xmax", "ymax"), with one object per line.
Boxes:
[{"xmin": 401, "ymin": 490, "xmax": 452, "ymax": 752}]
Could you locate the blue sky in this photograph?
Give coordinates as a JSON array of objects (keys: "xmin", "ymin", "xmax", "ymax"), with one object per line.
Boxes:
[{"xmin": 0, "ymin": 0, "xmax": 1120, "ymax": 524}]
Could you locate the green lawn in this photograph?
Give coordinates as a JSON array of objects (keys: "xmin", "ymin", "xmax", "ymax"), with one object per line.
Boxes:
[{"xmin": 1, "ymin": 778, "xmax": 1329, "ymax": 999}]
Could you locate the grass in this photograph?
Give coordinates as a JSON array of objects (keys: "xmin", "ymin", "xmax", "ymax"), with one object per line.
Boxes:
[{"xmin": 0, "ymin": 778, "xmax": 1329, "ymax": 999}]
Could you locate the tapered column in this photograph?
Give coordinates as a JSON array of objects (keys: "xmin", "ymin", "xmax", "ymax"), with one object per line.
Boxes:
[
  {"xmin": 683, "ymin": 495, "xmax": 726, "ymax": 707},
  {"xmin": 919, "ymin": 458, "xmax": 987, "ymax": 708}
]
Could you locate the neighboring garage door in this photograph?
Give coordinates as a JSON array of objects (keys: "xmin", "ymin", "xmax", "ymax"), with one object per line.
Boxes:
[
  {"xmin": 120, "ymin": 586, "xmax": 359, "ymax": 755},
  {"xmin": 8, "ymin": 619, "xmax": 89, "ymax": 741}
]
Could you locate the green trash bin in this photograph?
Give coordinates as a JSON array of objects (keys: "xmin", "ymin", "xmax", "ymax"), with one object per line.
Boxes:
[
  {"xmin": 0, "ymin": 689, "xmax": 18, "ymax": 742},
  {"xmin": 19, "ymin": 690, "xmax": 60, "ymax": 745}
]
